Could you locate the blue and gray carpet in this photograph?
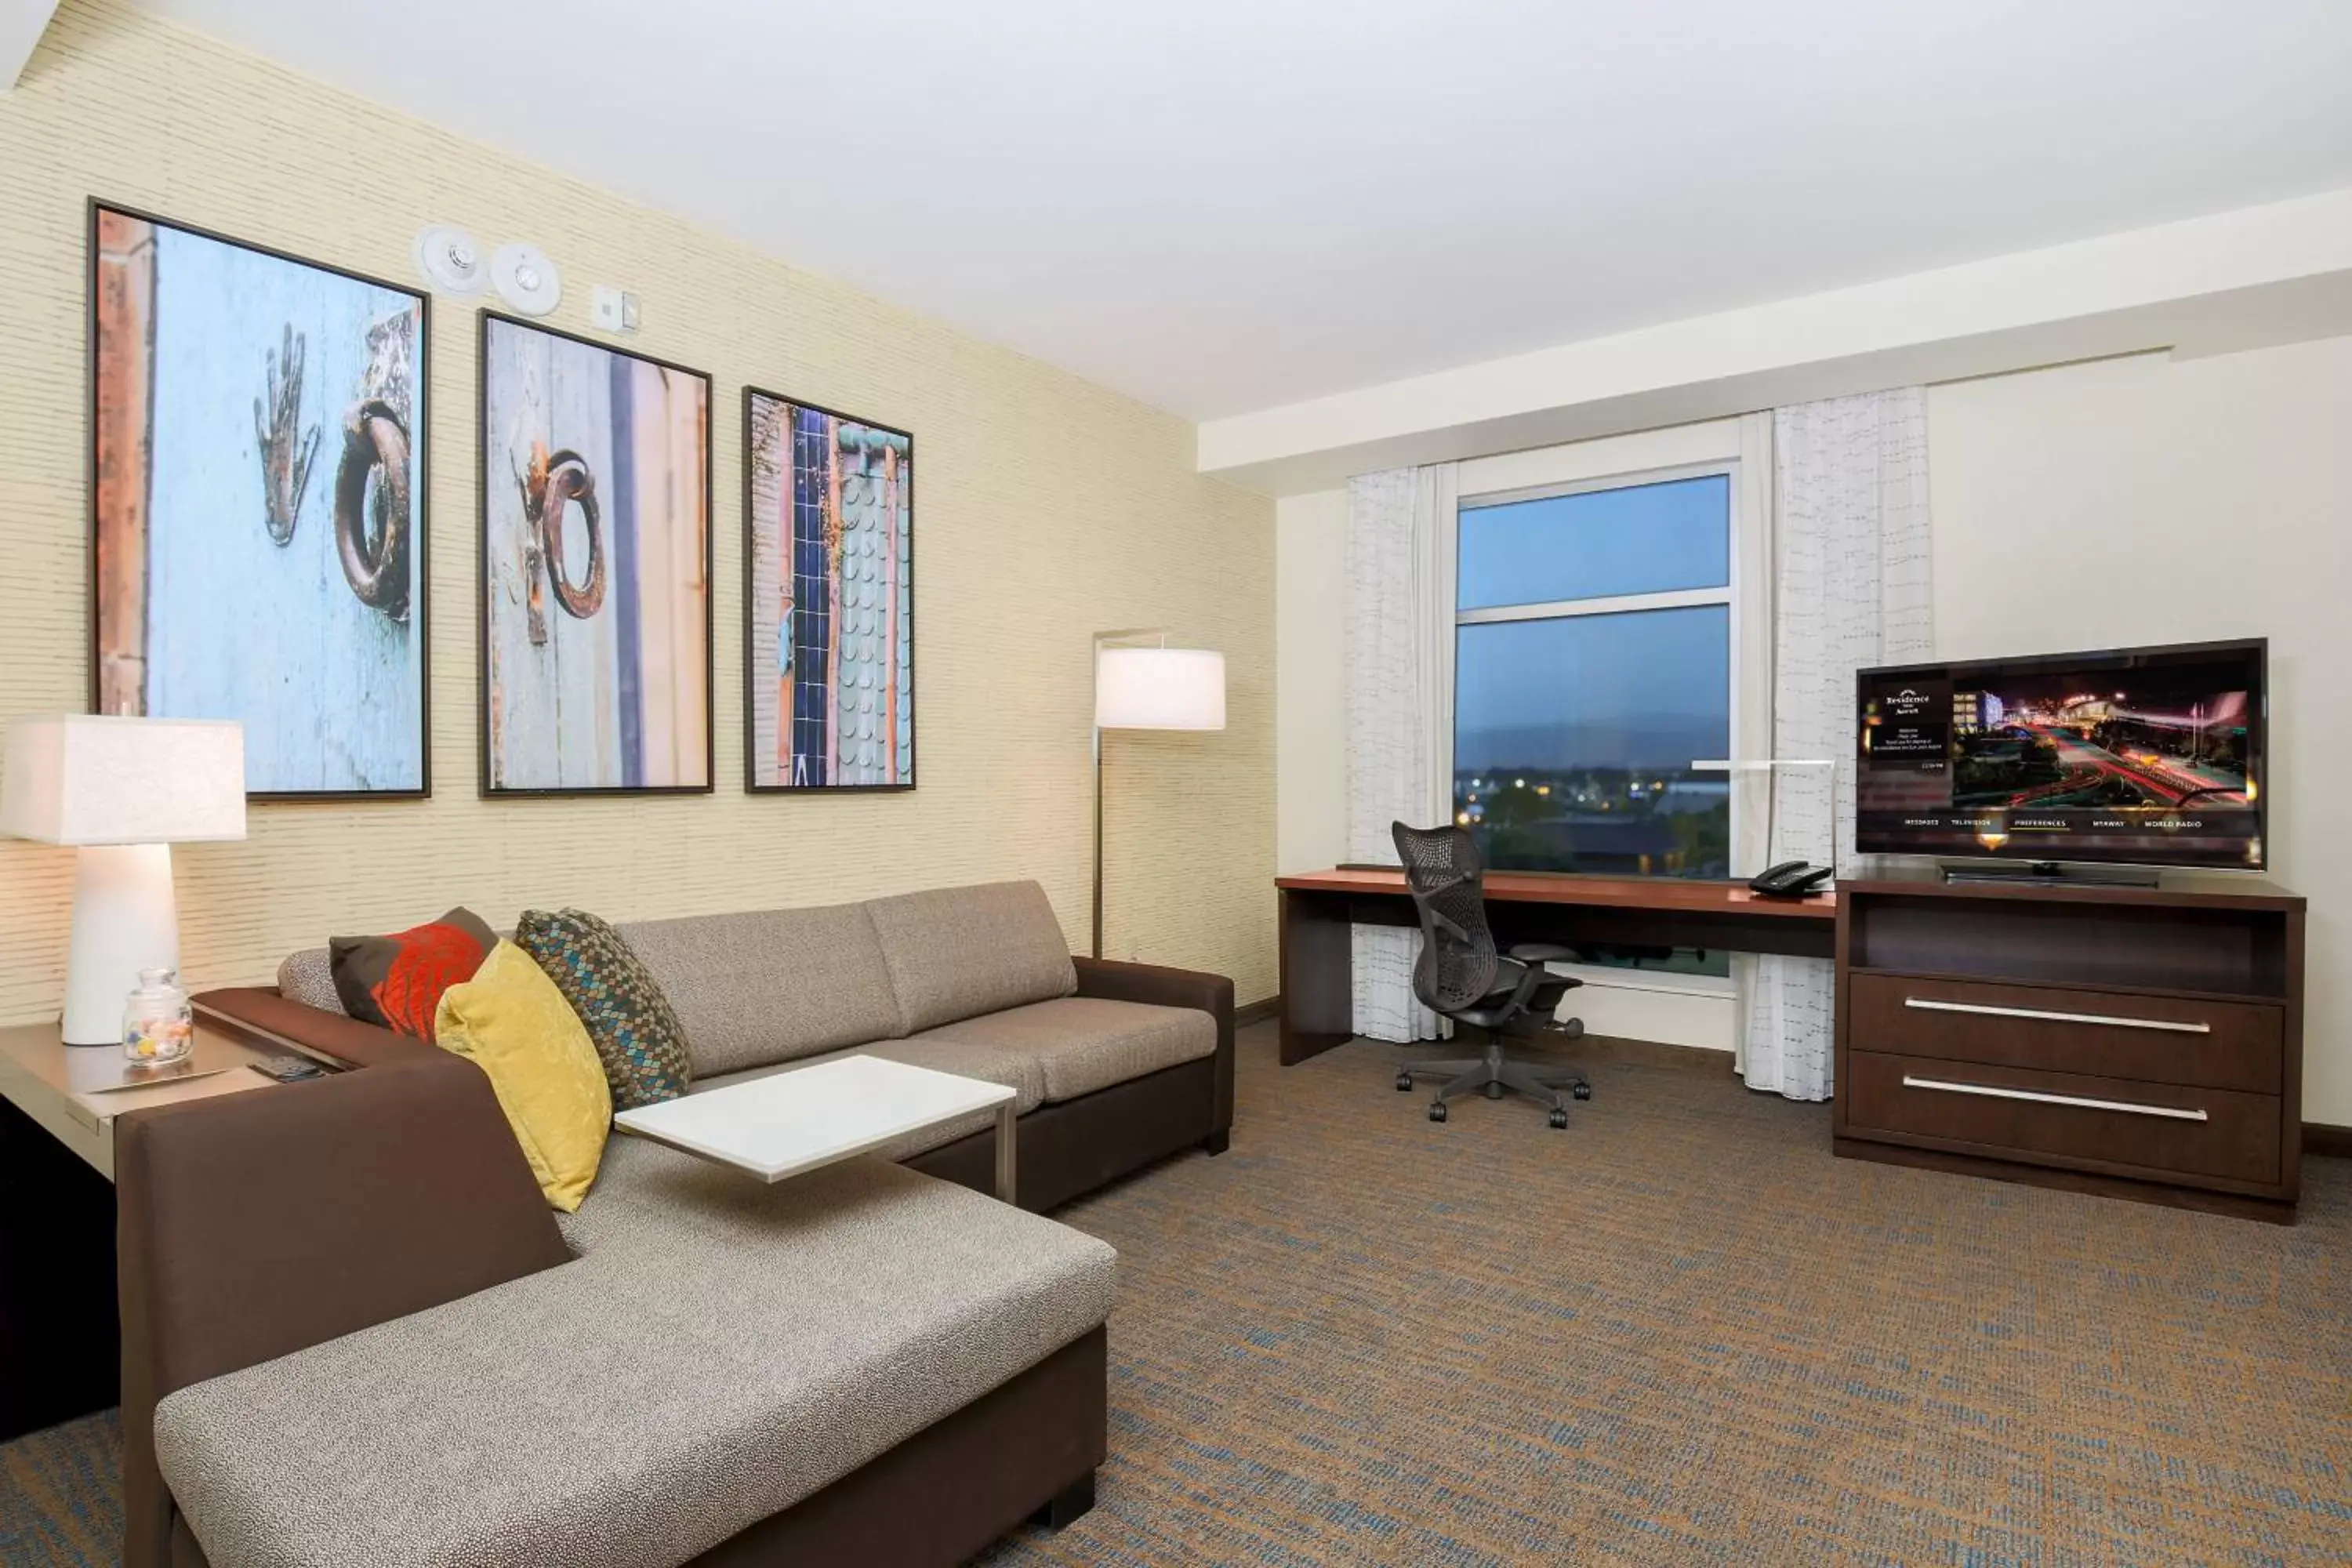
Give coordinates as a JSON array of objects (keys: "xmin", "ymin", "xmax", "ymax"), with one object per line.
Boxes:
[{"xmin": 9, "ymin": 1024, "xmax": 2349, "ymax": 1565}]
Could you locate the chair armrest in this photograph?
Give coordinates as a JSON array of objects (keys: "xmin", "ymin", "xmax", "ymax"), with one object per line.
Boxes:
[
  {"xmin": 1071, "ymin": 956, "xmax": 1236, "ymax": 1135},
  {"xmin": 116, "ymin": 1054, "xmax": 569, "ymax": 1568},
  {"xmin": 194, "ymin": 985, "xmax": 441, "ymax": 1071},
  {"xmin": 1508, "ymin": 944, "xmax": 1584, "ymax": 967}
]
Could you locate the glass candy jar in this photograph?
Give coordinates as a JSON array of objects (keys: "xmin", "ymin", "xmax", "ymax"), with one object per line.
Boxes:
[{"xmin": 123, "ymin": 967, "xmax": 194, "ymax": 1064}]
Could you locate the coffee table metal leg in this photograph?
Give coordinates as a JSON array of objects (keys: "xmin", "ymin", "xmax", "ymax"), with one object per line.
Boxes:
[{"xmin": 993, "ymin": 1102, "xmax": 1018, "ymax": 1205}]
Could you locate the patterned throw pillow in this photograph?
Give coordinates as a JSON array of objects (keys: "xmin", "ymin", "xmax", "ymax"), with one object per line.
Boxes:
[
  {"xmin": 329, "ymin": 908, "xmax": 497, "ymax": 1044},
  {"xmin": 517, "ymin": 908, "xmax": 691, "ymax": 1110}
]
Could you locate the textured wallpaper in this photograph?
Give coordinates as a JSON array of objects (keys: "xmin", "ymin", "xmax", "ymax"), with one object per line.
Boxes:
[{"xmin": 0, "ymin": 0, "xmax": 1276, "ymax": 1018}]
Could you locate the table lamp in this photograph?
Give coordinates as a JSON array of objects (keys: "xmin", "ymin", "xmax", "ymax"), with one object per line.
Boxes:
[
  {"xmin": 1, "ymin": 716, "xmax": 246, "ymax": 1044},
  {"xmin": 1092, "ymin": 632, "xmax": 1225, "ymax": 959}
]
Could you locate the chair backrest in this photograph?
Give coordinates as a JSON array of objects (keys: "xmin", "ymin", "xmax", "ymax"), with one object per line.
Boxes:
[{"xmin": 1392, "ymin": 821, "xmax": 1501, "ymax": 1013}]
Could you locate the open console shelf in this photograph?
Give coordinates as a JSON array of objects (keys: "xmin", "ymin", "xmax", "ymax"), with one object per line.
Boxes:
[{"xmin": 1834, "ymin": 873, "xmax": 2305, "ymax": 1222}]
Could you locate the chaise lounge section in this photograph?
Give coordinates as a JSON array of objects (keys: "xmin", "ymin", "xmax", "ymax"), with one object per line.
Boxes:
[{"xmin": 117, "ymin": 881, "xmax": 1234, "ymax": 1568}]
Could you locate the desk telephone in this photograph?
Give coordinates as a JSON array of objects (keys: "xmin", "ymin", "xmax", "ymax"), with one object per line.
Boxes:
[{"xmin": 1748, "ymin": 860, "xmax": 1833, "ymax": 898}]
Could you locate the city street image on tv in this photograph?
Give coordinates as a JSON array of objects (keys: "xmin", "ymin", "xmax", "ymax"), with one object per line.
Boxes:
[{"xmin": 1950, "ymin": 673, "xmax": 2252, "ymax": 812}]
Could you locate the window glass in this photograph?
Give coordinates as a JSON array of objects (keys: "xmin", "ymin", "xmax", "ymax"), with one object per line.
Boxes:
[
  {"xmin": 1457, "ymin": 474, "xmax": 1730, "ymax": 610},
  {"xmin": 1453, "ymin": 607, "xmax": 1730, "ymax": 877}
]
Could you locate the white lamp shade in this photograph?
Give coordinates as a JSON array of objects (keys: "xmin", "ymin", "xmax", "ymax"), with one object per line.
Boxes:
[
  {"xmin": 1095, "ymin": 648, "xmax": 1225, "ymax": 731},
  {"xmin": 1, "ymin": 715, "xmax": 246, "ymax": 845}
]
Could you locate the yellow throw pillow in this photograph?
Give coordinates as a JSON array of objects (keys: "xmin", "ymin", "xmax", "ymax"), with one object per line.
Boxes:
[{"xmin": 434, "ymin": 939, "xmax": 612, "ymax": 1212}]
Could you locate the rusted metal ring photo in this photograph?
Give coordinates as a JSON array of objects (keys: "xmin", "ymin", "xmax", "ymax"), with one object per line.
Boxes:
[
  {"xmin": 333, "ymin": 398, "xmax": 412, "ymax": 621},
  {"xmin": 539, "ymin": 447, "xmax": 605, "ymax": 620}
]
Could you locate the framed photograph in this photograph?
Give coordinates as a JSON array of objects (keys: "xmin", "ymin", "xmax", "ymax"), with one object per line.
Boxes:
[
  {"xmin": 479, "ymin": 313, "xmax": 713, "ymax": 796},
  {"xmin": 89, "ymin": 201, "xmax": 430, "ymax": 797},
  {"xmin": 742, "ymin": 388, "xmax": 914, "ymax": 791}
]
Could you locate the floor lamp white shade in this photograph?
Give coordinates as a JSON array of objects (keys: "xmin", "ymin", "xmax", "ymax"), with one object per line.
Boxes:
[
  {"xmin": 1095, "ymin": 648, "xmax": 1227, "ymax": 731},
  {"xmin": 1091, "ymin": 641, "xmax": 1225, "ymax": 960},
  {"xmin": 1, "ymin": 716, "xmax": 245, "ymax": 1044}
]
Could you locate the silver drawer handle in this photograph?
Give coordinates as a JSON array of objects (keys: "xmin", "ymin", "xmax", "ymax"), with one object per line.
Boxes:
[
  {"xmin": 1904, "ymin": 996, "xmax": 2209, "ymax": 1034},
  {"xmin": 1899, "ymin": 1073, "xmax": 2209, "ymax": 1122}
]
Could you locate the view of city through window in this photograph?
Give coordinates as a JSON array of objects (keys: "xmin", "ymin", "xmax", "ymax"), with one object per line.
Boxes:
[{"xmin": 1453, "ymin": 474, "xmax": 1732, "ymax": 880}]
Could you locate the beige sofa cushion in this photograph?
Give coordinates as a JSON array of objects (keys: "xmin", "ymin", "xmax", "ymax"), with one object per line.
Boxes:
[
  {"xmin": 917, "ymin": 997, "xmax": 1215, "ymax": 1105},
  {"xmin": 155, "ymin": 1149, "xmax": 1114, "ymax": 1568},
  {"xmin": 617, "ymin": 902, "xmax": 900, "ymax": 1079},
  {"xmin": 864, "ymin": 880, "xmax": 1076, "ymax": 1035}
]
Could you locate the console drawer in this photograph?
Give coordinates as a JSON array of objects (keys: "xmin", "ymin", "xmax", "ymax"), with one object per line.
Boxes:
[
  {"xmin": 1847, "ymin": 973, "xmax": 2281, "ymax": 1093},
  {"xmin": 1845, "ymin": 1050, "xmax": 2281, "ymax": 1186}
]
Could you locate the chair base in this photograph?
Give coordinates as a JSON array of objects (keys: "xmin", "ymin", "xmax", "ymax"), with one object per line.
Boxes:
[{"xmin": 1399, "ymin": 1022, "xmax": 1591, "ymax": 1125}]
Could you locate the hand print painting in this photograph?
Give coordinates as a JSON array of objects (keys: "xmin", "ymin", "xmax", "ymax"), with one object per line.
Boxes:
[{"xmin": 89, "ymin": 203, "xmax": 430, "ymax": 797}]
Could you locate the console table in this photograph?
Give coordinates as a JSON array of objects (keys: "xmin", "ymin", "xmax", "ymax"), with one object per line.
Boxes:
[
  {"xmin": 0, "ymin": 1019, "xmax": 288, "ymax": 1440},
  {"xmin": 1834, "ymin": 872, "xmax": 2305, "ymax": 1221}
]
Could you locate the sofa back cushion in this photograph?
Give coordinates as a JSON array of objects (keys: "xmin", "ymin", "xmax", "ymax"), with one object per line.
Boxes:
[
  {"xmin": 615, "ymin": 902, "xmax": 901, "ymax": 1078},
  {"xmin": 865, "ymin": 880, "xmax": 1076, "ymax": 1034}
]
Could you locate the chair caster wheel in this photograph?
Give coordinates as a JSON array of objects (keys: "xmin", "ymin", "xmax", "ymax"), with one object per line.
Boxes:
[
  {"xmin": 1428, "ymin": 1102, "xmax": 1448, "ymax": 1123},
  {"xmin": 1572, "ymin": 1084, "xmax": 1592, "ymax": 1101},
  {"xmin": 1396, "ymin": 1073, "xmax": 1414, "ymax": 1091},
  {"xmin": 1548, "ymin": 1109, "xmax": 1569, "ymax": 1129}
]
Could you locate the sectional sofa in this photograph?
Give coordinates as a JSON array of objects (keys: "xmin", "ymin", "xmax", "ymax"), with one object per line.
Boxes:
[{"xmin": 114, "ymin": 881, "xmax": 1235, "ymax": 1568}]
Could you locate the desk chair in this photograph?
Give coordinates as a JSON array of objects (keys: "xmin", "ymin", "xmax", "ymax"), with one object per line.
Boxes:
[{"xmin": 1392, "ymin": 821, "xmax": 1592, "ymax": 1128}]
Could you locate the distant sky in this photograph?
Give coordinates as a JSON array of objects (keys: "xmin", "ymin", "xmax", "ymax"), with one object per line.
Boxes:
[
  {"xmin": 1456, "ymin": 605, "xmax": 1728, "ymax": 771},
  {"xmin": 1457, "ymin": 474, "xmax": 1729, "ymax": 610}
]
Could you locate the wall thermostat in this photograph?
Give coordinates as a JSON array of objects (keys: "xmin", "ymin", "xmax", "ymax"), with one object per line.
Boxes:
[{"xmin": 591, "ymin": 285, "xmax": 641, "ymax": 334}]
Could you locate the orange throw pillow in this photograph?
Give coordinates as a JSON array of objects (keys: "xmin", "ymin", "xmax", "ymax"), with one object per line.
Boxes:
[{"xmin": 329, "ymin": 908, "xmax": 496, "ymax": 1043}]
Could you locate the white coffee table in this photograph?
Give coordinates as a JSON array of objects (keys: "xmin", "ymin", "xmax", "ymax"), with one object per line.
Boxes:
[{"xmin": 613, "ymin": 1054, "xmax": 1021, "ymax": 1203}]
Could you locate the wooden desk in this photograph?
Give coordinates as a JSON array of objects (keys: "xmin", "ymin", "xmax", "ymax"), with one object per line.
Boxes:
[{"xmin": 1275, "ymin": 867, "xmax": 1835, "ymax": 1065}]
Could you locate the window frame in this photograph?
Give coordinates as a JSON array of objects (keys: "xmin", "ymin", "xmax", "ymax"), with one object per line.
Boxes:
[{"xmin": 1446, "ymin": 454, "xmax": 1750, "ymax": 878}]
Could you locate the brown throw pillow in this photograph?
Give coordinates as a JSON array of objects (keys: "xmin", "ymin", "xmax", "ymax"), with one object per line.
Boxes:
[
  {"xmin": 517, "ymin": 908, "xmax": 692, "ymax": 1109},
  {"xmin": 330, "ymin": 908, "xmax": 497, "ymax": 1043}
]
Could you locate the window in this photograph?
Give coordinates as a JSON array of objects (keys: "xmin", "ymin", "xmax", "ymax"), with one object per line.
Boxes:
[{"xmin": 1452, "ymin": 472, "xmax": 1732, "ymax": 880}]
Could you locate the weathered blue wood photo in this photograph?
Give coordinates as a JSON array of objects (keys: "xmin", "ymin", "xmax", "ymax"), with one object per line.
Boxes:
[
  {"xmin": 91, "ymin": 204, "xmax": 429, "ymax": 797},
  {"xmin": 480, "ymin": 314, "xmax": 711, "ymax": 796}
]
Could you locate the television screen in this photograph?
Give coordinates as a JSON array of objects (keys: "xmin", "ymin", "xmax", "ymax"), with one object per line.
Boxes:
[{"xmin": 1855, "ymin": 639, "xmax": 2265, "ymax": 869}]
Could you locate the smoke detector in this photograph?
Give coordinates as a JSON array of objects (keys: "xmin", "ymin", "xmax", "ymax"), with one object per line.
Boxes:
[
  {"xmin": 412, "ymin": 224, "xmax": 485, "ymax": 295},
  {"xmin": 492, "ymin": 242, "xmax": 563, "ymax": 317}
]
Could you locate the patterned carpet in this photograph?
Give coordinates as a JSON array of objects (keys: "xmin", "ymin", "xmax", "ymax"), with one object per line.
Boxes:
[{"xmin": 8, "ymin": 1022, "xmax": 2348, "ymax": 1566}]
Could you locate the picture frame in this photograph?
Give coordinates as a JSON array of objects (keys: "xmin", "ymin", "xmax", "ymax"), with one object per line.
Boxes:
[
  {"xmin": 477, "ymin": 311, "xmax": 714, "ymax": 797},
  {"xmin": 88, "ymin": 199, "xmax": 431, "ymax": 799},
  {"xmin": 742, "ymin": 387, "xmax": 916, "ymax": 793}
]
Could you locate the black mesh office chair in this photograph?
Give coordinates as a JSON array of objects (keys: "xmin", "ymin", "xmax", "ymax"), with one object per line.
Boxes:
[{"xmin": 1392, "ymin": 821, "xmax": 1592, "ymax": 1128}]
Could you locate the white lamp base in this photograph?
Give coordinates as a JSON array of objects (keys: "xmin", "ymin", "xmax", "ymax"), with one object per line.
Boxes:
[{"xmin": 62, "ymin": 843, "xmax": 179, "ymax": 1046}]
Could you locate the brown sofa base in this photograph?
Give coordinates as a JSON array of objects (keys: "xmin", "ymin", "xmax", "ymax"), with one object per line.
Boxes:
[
  {"xmin": 166, "ymin": 1327, "xmax": 1107, "ymax": 1568},
  {"xmin": 911, "ymin": 1055, "xmax": 1223, "ymax": 1212}
]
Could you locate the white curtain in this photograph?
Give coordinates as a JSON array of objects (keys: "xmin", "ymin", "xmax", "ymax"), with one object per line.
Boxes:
[
  {"xmin": 1344, "ymin": 465, "xmax": 1456, "ymax": 1042},
  {"xmin": 1737, "ymin": 389, "xmax": 1933, "ymax": 1099}
]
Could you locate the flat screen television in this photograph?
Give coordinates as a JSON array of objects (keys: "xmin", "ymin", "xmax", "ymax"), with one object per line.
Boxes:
[{"xmin": 1855, "ymin": 638, "xmax": 2266, "ymax": 871}]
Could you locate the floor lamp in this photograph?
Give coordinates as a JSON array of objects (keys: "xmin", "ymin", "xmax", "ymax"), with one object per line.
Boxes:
[{"xmin": 1092, "ymin": 630, "xmax": 1225, "ymax": 960}]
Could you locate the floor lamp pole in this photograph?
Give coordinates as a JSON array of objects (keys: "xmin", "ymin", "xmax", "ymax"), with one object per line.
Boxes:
[
  {"xmin": 1090, "ymin": 626, "xmax": 1168, "ymax": 963},
  {"xmin": 1091, "ymin": 721, "xmax": 1105, "ymax": 960}
]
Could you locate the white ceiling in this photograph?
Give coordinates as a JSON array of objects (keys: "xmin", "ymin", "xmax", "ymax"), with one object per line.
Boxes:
[{"xmin": 139, "ymin": 0, "xmax": 2352, "ymax": 420}]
